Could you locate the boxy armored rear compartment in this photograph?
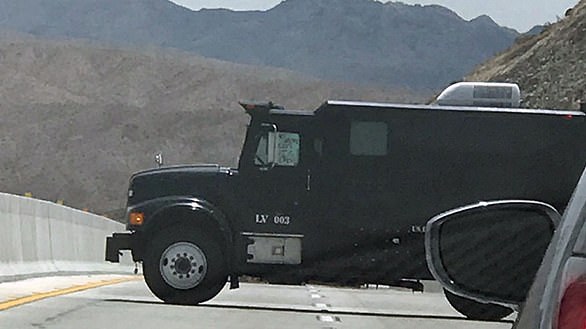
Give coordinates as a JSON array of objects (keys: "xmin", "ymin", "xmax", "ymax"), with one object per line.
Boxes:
[{"xmin": 233, "ymin": 101, "xmax": 586, "ymax": 285}]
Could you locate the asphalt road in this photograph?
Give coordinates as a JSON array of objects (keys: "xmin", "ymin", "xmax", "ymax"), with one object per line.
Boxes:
[{"xmin": 0, "ymin": 278, "xmax": 513, "ymax": 329}]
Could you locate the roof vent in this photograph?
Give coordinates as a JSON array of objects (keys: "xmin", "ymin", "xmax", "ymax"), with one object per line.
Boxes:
[{"xmin": 434, "ymin": 82, "xmax": 521, "ymax": 108}]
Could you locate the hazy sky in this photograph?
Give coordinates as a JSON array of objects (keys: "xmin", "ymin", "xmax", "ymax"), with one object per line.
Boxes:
[{"xmin": 170, "ymin": 0, "xmax": 580, "ymax": 32}]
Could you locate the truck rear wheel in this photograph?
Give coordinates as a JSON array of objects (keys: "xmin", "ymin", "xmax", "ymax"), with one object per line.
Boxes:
[
  {"xmin": 143, "ymin": 226, "xmax": 227, "ymax": 305},
  {"xmin": 444, "ymin": 289, "xmax": 513, "ymax": 321}
]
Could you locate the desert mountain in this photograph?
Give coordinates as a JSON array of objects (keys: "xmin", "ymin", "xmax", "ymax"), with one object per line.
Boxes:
[
  {"xmin": 0, "ymin": 0, "xmax": 518, "ymax": 90},
  {"xmin": 466, "ymin": 0, "xmax": 586, "ymax": 110},
  {"xmin": 0, "ymin": 33, "xmax": 423, "ymax": 217}
]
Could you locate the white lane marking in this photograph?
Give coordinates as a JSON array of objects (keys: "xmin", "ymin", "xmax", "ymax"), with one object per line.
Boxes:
[
  {"xmin": 310, "ymin": 293, "xmax": 323, "ymax": 299},
  {"xmin": 306, "ymin": 285, "xmax": 319, "ymax": 293},
  {"xmin": 316, "ymin": 315, "xmax": 340, "ymax": 323},
  {"xmin": 313, "ymin": 302, "xmax": 329, "ymax": 309}
]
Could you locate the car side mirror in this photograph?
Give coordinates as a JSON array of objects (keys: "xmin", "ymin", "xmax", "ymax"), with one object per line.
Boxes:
[{"xmin": 425, "ymin": 200, "xmax": 561, "ymax": 308}]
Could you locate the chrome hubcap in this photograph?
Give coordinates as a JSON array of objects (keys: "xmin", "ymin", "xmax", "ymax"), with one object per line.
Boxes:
[{"xmin": 159, "ymin": 242, "xmax": 207, "ymax": 290}]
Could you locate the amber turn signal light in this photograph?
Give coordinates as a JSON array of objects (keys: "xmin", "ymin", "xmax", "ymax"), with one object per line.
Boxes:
[{"xmin": 129, "ymin": 212, "xmax": 145, "ymax": 226}]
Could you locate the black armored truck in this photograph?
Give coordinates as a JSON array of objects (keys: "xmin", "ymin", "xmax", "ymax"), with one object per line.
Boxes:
[{"xmin": 106, "ymin": 82, "xmax": 586, "ymax": 320}]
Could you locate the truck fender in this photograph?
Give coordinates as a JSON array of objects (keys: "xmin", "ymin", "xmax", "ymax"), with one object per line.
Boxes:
[{"xmin": 142, "ymin": 197, "xmax": 235, "ymax": 277}]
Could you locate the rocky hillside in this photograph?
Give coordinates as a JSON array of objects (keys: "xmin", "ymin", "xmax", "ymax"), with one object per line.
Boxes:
[
  {"xmin": 0, "ymin": 0, "xmax": 518, "ymax": 90},
  {"xmin": 466, "ymin": 0, "xmax": 586, "ymax": 110},
  {"xmin": 0, "ymin": 33, "xmax": 423, "ymax": 217}
]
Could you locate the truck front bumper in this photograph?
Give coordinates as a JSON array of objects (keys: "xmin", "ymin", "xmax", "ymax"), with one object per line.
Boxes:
[{"xmin": 105, "ymin": 232, "xmax": 137, "ymax": 263}]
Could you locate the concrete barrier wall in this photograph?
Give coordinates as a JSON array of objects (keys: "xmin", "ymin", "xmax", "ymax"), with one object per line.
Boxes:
[{"xmin": 0, "ymin": 192, "xmax": 134, "ymax": 282}]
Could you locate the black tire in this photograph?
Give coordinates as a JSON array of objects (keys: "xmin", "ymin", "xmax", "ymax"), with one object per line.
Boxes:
[
  {"xmin": 143, "ymin": 226, "xmax": 227, "ymax": 305},
  {"xmin": 444, "ymin": 289, "xmax": 513, "ymax": 321}
]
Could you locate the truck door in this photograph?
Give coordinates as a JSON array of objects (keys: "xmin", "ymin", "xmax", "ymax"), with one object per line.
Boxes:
[
  {"xmin": 307, "ymin": 114, "xmax": 404, "ymax": 279},
  {"xmin": 237, "ymin": 116, "xmax": 317, "ymax": 267}
]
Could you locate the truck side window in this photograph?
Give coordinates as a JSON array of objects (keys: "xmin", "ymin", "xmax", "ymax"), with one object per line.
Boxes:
[
  {"xmin": 254, "ymin": 131, "xmax": 300, "ymax": 167},
  {"xmin": 276, "ymin": 132, "xmax": 300, "ymax": 166},
  {"xmin": 350, "ymin": 121, "xmax": 388, "ymax": 156}
]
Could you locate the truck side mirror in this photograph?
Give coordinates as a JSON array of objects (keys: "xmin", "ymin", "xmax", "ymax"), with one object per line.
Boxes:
[
  {"xmin": 425, "ymin": 200, "xmax": 561, "ymax": 308},
  {"xmin": 255, "ymin": 123, "xmax": 278, "ymax": 171},
  {"xmin": 266, "ymin": 131, "xmax": 277, "ymax": 166}
]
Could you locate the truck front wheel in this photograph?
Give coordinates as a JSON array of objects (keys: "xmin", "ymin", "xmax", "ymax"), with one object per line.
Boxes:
[
  {"xmin": 143, "ymin": 226, "xmax": 227, "ymax": 304},
  {"xmin": 444, "ymin": 289, "xmax": 513, "ymax": 321}
]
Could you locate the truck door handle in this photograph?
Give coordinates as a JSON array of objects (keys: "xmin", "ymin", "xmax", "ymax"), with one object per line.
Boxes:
[{"xmin": 306, "ymin": 169, "xmax": 311, "ymax": 191}]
